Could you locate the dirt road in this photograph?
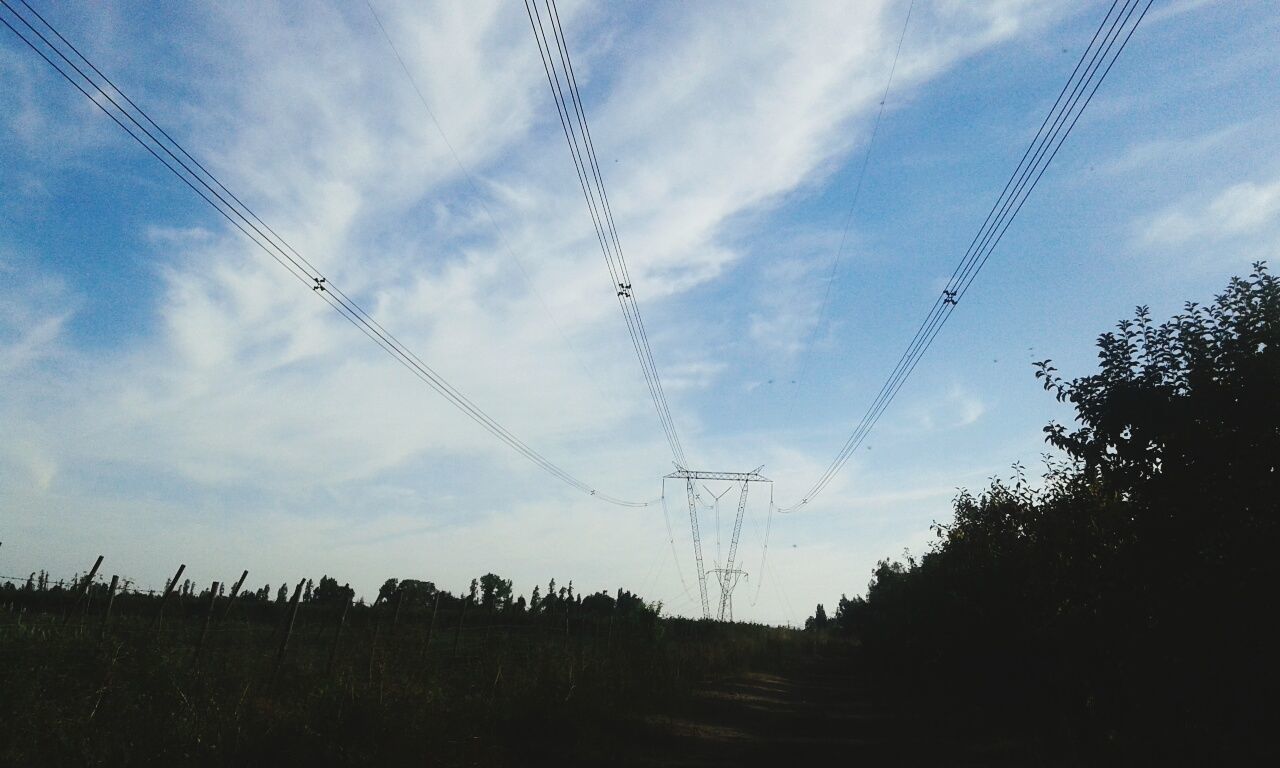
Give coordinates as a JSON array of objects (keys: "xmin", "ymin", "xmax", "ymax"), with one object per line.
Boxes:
[{"xmin": 576, "ymin": 659, "xmax": 1028, "ymax": 766}]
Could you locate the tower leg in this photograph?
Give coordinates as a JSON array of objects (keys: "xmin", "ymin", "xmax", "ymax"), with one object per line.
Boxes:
[{"xmin": 685, "ymin": 478, "xmax": 711, "ymax": 619}]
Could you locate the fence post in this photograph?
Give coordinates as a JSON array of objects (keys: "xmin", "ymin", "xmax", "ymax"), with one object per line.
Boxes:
[
  {"xmin": 100, "ymin": 575, "xmax": 119, "ymax": 640},
  {"xmin": 155, "ymin": 563, "xmax": 186, "ymax": 634},
  {"xmin": 367, "ymin": 599, "xmax": 384, "ymax": 683},
  {"xmin": 271, "ymin": 579, "xmax": 304, "ymax": 687},
  {"xmin": 453, "ymin": 597, "xmax": 468, "ymax": 658},
  {"xmin": 421, "ymin": 592, "xmax": 441, "ymax": 661},
  {"xmin": 482, "ymin": 601, "xmax": 495, "ymax": 650},
  {"xmin": 607, "ymin": 598, "xmax": 617, "ymax": 656},
  {"xmin": 390, "ymin": 588, "xmax": 404, "ymax": 634},
  {"xmin": 194, "ymin": 580, "xmax": 220, "ymax": 666},
  {"xmin": 327, "ymin": 594, "xmax": 352, "ymax": 676},
  {"xmin": 65, "ymin": 554, "xmax": 104, "ymax": 624},
  {"xmin": 220, "ymin": 569, "xmax": 249, "ymax": 622}
]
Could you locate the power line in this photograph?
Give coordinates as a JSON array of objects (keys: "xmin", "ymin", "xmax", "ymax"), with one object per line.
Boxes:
[
  {"xmin": 782, "ymin": 0, "xmax": 1153, "ymax": 511},
  {"xmin": 542, "ymin": 0, "xmax": 685, "ymax": 466},
  {"xmin": 750, "ymin": 485, "xmax": 775, "ymax": 607},
  {"xmin": 787, "ymin": 0, "xmax": 916, "ymax": 418},
  {"xmin": 659, "ymin": 492, "xmax": 696, "ymax": 603},
  {"xmin": 1, "ymin": 0, "xmax": 654, "ymax": 508},
  {"xmin": 524, "ymin": 0, "xmax": 688, "ymax": 468},
  {"xmin": 788, "ymin": 0, "xmax": 1147, "ymax": 509},
  {"xmin": 362, "ymin": 0, "xmax": 612, "ymax": 408}
]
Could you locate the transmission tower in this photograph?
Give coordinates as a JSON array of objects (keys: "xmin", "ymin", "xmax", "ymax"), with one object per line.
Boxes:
[
  {"xmin": 665, "ymin": 466, "xmax": 770, "ymax": 620},
  {"xmin": 702, "ymin": 484, "xmax": 732, "ymax": 569},
  {"xmin": 707, "ymin": 567, "xmax": 748, "ymax": 621}
]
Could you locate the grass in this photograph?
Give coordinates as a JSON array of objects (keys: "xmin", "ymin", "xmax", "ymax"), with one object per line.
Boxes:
[{"xmin": 0, "ymin": 587, "xmax": 810, "ymax": 766}]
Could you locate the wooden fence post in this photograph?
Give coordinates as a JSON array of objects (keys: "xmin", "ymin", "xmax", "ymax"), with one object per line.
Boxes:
[
  {"xmin": 453, "ymin": 597, "xmax": 469, "ymax": 658},
  {"xmin": 220, "ymin": 569, "xmax": 249, "ymax": 622},
  {"xmin": 327, "ymin": 594, "xmax": 352, "ymax": 676},
  {"xmin": 65, "ymin": 554, "xmax": 104, "ymax": 624},
  {"xmin": 271, "ymin": 579, "xmax": 304, "ymax": 686},
  {"xmin": 607, "ymin": 598, "xmax": 617, "ymax": 655},
  {"xmin": 367, "ymin": 594, "xmax": 389, "ymax": 684},
  {"xmin": 100, "ymin": 575, "xmax": 119, "ymax": 640},
  {"xmin": 390, "ymin": 588, "xmax": 404, "ymax": 634},
  {"xmin": 194, "ymin": 580, "xmax": 220, "ymax": 665},
  {"xmin": 421, "ymin": 592, "xmax": 441, "ymax": 661},
  {"xmin": 155, "ymin": 563, "xmax": 186, "ymax": 634},
  {"xmin": 482, "ymin": 601, "xmax": 495, "ymax": 649}
]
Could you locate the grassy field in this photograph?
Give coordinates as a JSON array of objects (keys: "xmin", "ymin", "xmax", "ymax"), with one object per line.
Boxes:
[{"xmin": 0, "ymin": 580, "xmax": 813, "ymax": 766}]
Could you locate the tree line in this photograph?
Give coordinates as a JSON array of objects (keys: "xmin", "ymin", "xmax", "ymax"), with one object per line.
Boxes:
[
  {"xmin": 808, "ymin": 263, "xmax": 1278, "ymax": 761},
  {"xmin": 2, "ymin": 568, "xmax": 659, "ymax": 625}
]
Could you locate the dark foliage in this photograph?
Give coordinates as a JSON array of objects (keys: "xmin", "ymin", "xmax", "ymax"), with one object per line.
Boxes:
[
  {"xmin": 824, "ymin": 264, "xmax": 1278, "ymax": 762},
  {"xmin": 0, "ymin": 569, "xmax": 803, "ymax": 766}
]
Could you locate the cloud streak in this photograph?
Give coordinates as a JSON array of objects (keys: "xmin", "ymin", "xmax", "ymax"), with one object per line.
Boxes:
[{"xmin": 2, "ymin": 0, "xmax": 1067, "ymax": 619}]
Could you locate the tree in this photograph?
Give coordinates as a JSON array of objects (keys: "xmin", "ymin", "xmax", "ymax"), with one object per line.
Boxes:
[
  {"xmin": 582, "ymin": 590, "xmax": 615, "ymax": 615},
  {"xmin": 836, "ymin": 264, "xmax": 1280, "ymax": 761},
  {"xmin": 398, "ymin": 579, "xmax": 437, "ymax": 607},
  {"xmin": 313, "ymin": 575, "xmax": 355, "ymax": 606},
  {"xmin": 478, "ymin": 573, "xmax": 513, "ymax": 610},
  {"xmin": 376, "ymin": 578, "xmax": 399, "ymax": 605},
  {"xmin": 276, "ymin": 584, "xmax": 288, "ymax": 603},
  {"xmin": 530, "ymin": 585, "xmax": 542, "ymax": 613},
  {"xmin": 805, "ymin": 603, "xmax": 828, "ymax": 631}
]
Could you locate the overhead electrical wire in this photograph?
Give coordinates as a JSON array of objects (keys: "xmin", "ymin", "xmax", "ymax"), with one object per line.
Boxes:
[
  {"xmin": 0, "ymin": 0, "xmax": 655, "ymax": 508},
  {"xmin": 750, "ymin": 486, "xmax": 775, "ymax": 607},
  {"xmin": 786, "ymin": 0, "xmax": 916, "ymax": 419},
  {"xmin": 659, "ymin": 491, "xmax": 696, "ymax": 602},
  {"xmin": 781, "ymin": 0, "xmax": 1153, "ymax": 512},
  {"xmin": 362, "ymin": 0, "xmax": 614, "ymax": 408},
  {"xmin": 524, "ymin": 0, "xmax": 688, "ymax": 469}
]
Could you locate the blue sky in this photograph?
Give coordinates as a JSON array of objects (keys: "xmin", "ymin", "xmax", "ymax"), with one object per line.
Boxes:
[{"xmin": 2, "ymin": 0, "xmax": 1278, "ymax": 623}]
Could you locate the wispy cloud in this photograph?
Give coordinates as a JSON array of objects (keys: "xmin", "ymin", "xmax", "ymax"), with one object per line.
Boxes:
[
  {"xmin": 2, "ymin": 0, "xmax": 1068, "ymax": 617},
  {"xmin": 903, "ymin": 385, "xmax": 988, "ymax": 433},
  {"xmin": 1140, "ymin": 177, "xmax": 1280, "ymax": 247}
]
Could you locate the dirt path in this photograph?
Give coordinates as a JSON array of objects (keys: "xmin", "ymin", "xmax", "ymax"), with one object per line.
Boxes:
[
  {"xmin": 562, "ymin": 659, "xmax": 893, "ymax": 766},
  {"xmin": 580, "ymin": 659, "xmax": 1023, "ymax": 766}
]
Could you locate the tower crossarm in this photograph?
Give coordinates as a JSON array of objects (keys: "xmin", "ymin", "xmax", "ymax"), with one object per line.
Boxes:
[{"xmin": 666, "ymin": 466, "xmax": 769, "ymax": 483}]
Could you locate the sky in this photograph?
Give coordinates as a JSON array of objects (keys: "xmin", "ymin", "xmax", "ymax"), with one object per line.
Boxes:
[{"xmin": 2, "ymin": 0, "xmax": 1278, "ymax": 624}]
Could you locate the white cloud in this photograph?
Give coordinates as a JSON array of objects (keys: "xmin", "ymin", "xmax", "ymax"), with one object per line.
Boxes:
[
  {"xmin": 1, "ymin": 0, "xmax": 1062, "ymax": 621},
  {"xmin": 1141, "ymin": 178, "xmax": 1280, "ymax": 247},
  {"xmin": 902, "ymin": 385, "xmax": 988, "ymax": 432}
]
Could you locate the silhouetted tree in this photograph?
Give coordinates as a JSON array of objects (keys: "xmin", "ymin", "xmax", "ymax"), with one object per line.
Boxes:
[
  {"xmin": 312, "ymin": 575, "xmax": 355, "ymax": 606},
  {"xmin": 835, "ymin": 264, "xmax": 1279, "ymax": 762},
  {"xmin": 581, "ymin": 590, "xmax": 614, "ymax": 615},
  {"xmin": 478, "ymin": 573, "xmax": 512, "ymax": 610},
  {"xmin": 397, "ymin": 579, "xmax": 437, "ymax": 607},
  {"xmin": 804, "ymin": 603, "xmax": 828, "ymax": 630},
  {"xmin": 376, "ymin": 578, "xmax": 399, "ymax": 605}
]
